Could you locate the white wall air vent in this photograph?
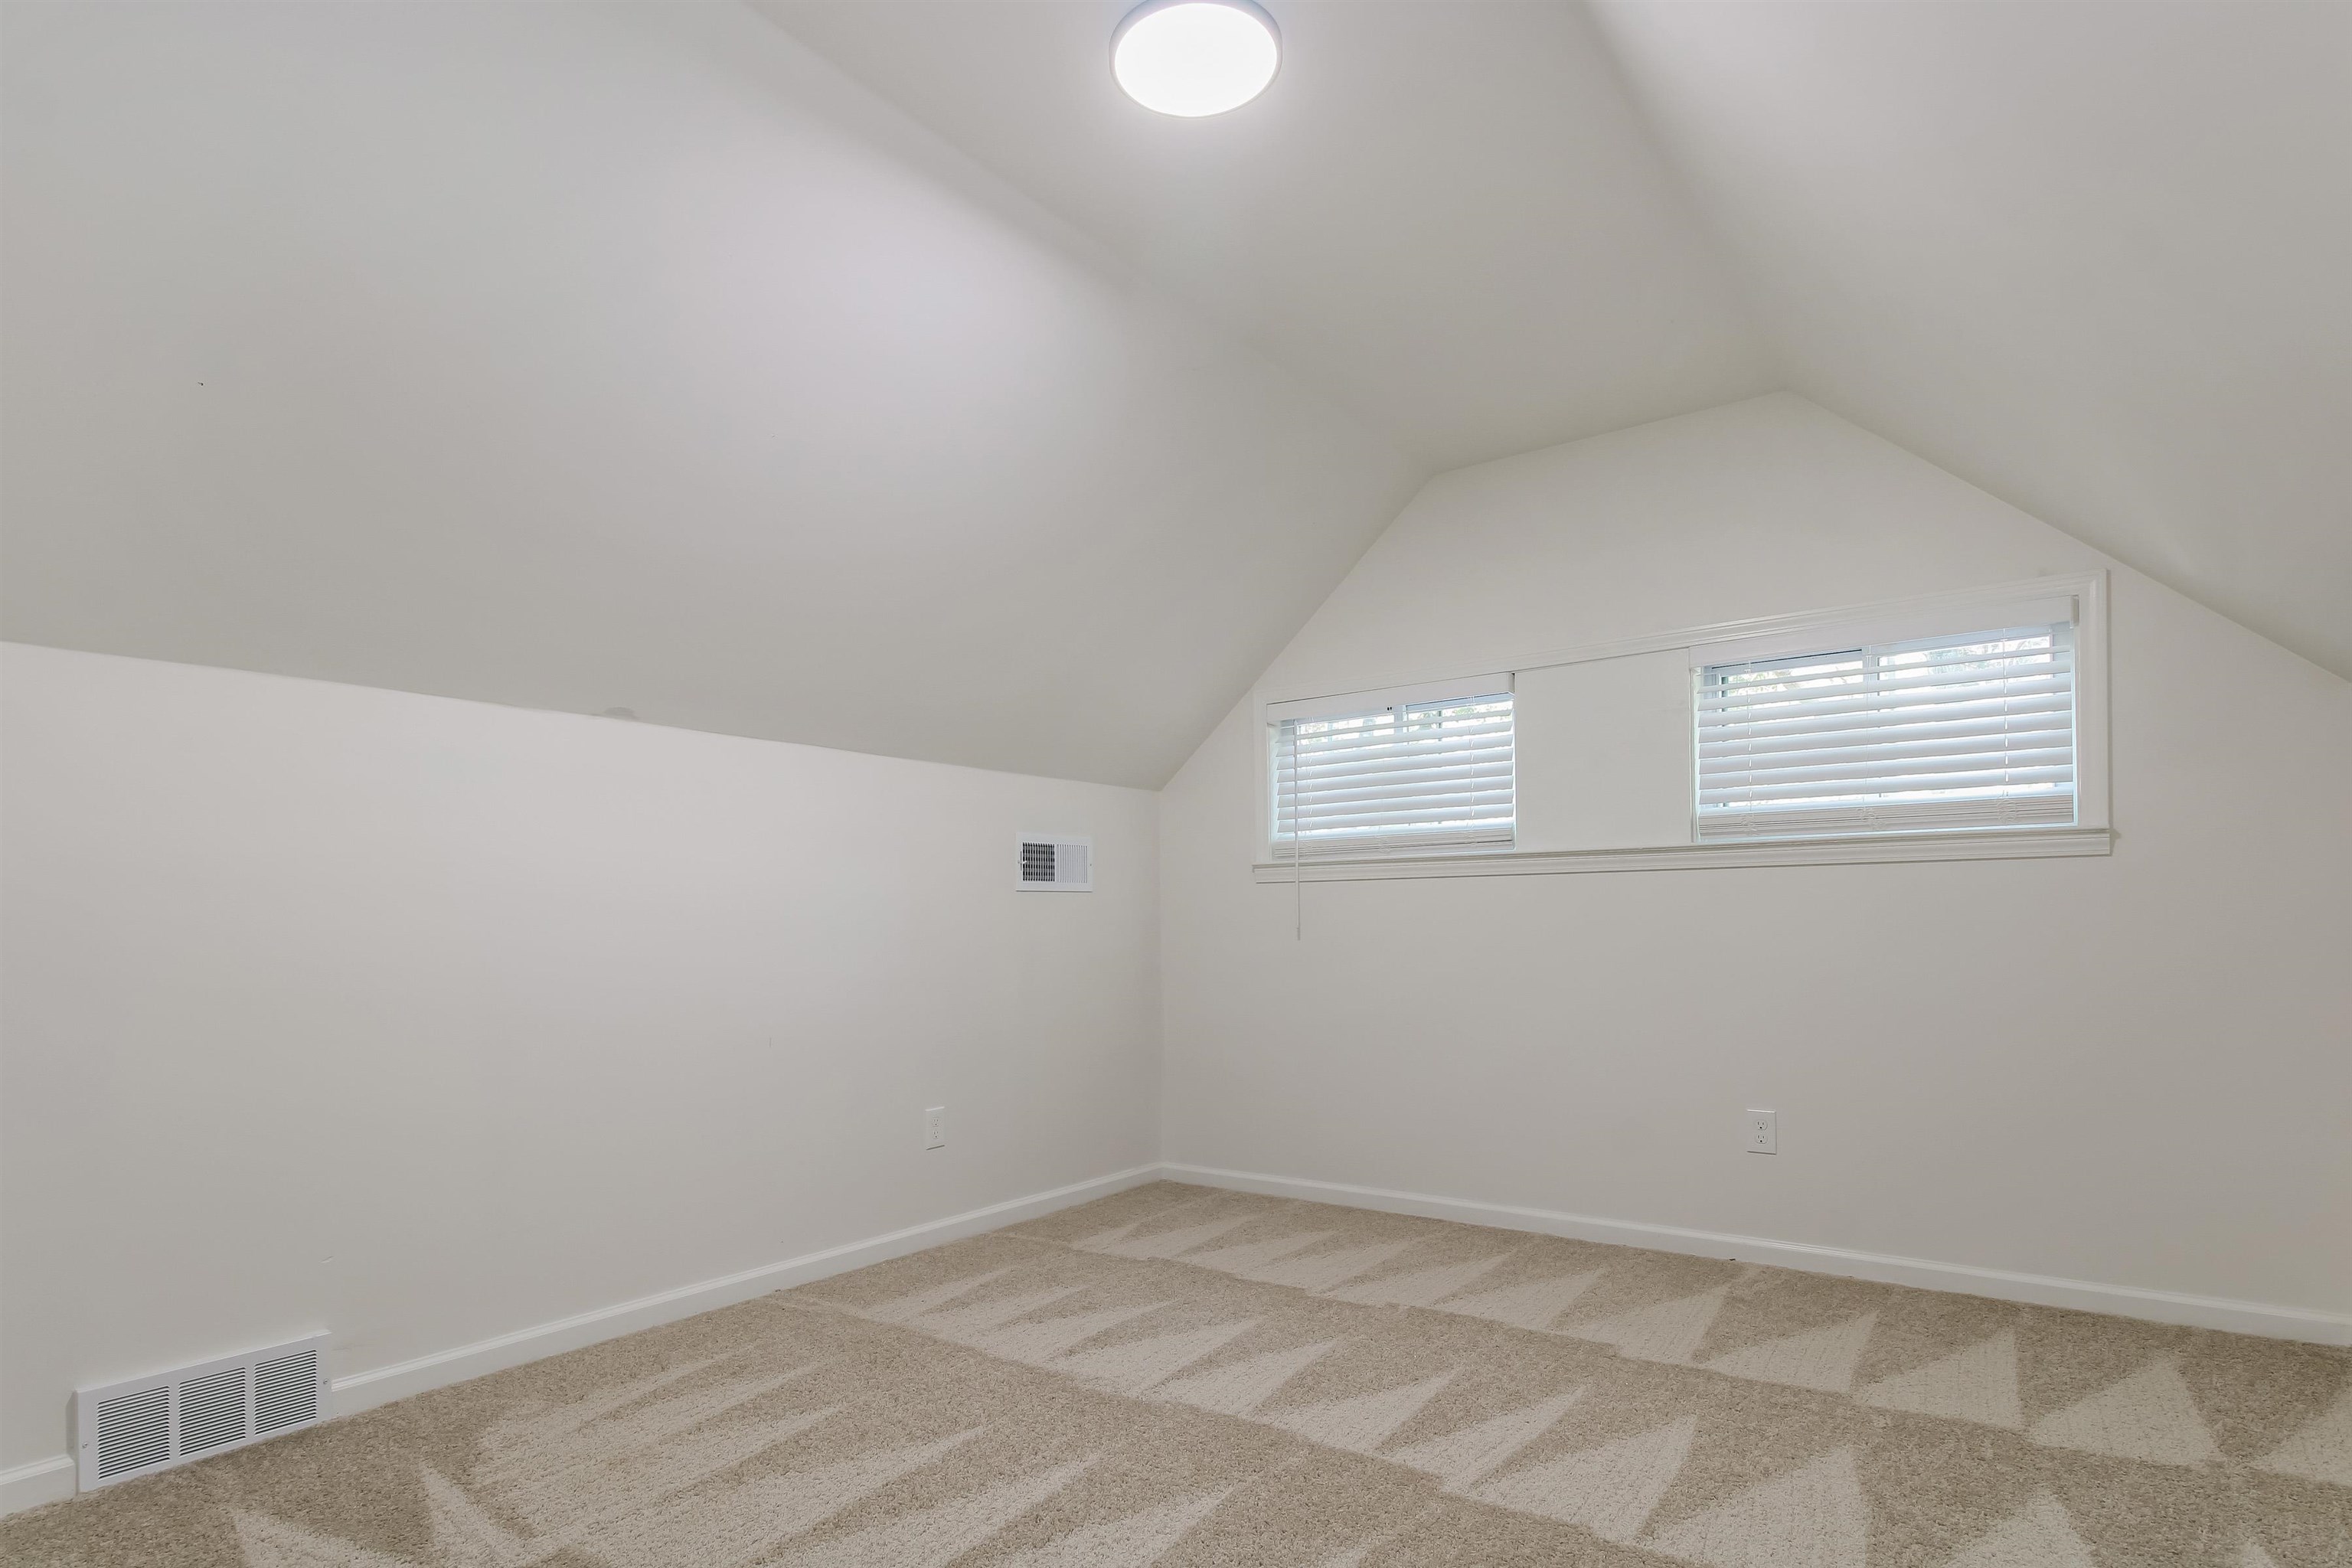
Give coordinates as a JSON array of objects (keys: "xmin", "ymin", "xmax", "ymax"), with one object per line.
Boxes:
[
  {"xmin": 1016, "ymin": 836, "xmax": 1091, "ymax": 890},
  {"xmin": 74, "ymin": 1333, "xmax": 328, "ymax": 1491}
]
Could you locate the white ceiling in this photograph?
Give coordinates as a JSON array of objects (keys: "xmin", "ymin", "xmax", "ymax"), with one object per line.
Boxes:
[
  {"xmin": 763, "ymin": 0, "xmax": 2349, "ymax": 680},
  {"xmin": 4, "ymin": 3, "xmax": 2344, "ymax": 794},
  {"xmin": 1589, "ymin": 0, "xmax": 2352, "ymax": 680},
  {"xmin": 756, "ymin": 1, "xmax": 1779, "ymax": 472},
  {"xmin": 0, "ymin": 2, "xmax": 1418, "ymax": 787}
]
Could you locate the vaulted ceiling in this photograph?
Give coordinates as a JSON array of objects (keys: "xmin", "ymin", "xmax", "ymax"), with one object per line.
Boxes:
[
  {"xmin": 756, "ymin": 0, "xmax": 1777, "ymax": 472},
  {"xmin": 765, "ymin": 0, "xmax": 2350, "ymax": 681},
  {"xmin": 1588, "ymin": 0, "xmax": 2351, "ymax": 681},
  {"xmin": 4, "ymin": 3, "xmax": 2344, "ymax": 791},
  {"xmin": 0, "ymin": 2, "xmax": 1416, "ymax": 789}
]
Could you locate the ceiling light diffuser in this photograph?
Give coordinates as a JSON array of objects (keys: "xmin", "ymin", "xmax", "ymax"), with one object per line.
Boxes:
[{"xmin": 1112, "ymin": 0, "xmax": 1280, "ymax": 118}]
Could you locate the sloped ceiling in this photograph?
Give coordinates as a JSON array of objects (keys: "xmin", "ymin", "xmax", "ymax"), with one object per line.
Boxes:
[
  {"xmin": 754, "ymin": 0, "xmax": 1778, "ymax": 471},
  {"xmin": 765, "ymin": 0, "xmax": 2349, "ymax": 681},
  {"xmin": 4, "ymin": 5, "xmax": 2344, "ymax": 799},
  {"xmin": 0, "ymin": 2, "xmax": 1421, "ymax": 788},
  {"xmin": 1589, "ymin": 0, "xmax": 2352, "ymax": 680}
]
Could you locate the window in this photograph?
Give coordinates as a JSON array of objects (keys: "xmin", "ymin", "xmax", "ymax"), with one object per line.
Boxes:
[
  {"xmin": 1251, "ymin": 575, "xmax": 2104, "ymax": 881},
  {"xmin": 1270, "ymin": 688, "xmax": 1514, "ymax": 859},
  {"xmin": 1696, "ymin": 623, "xmax": 2075, "ymax": 841}
]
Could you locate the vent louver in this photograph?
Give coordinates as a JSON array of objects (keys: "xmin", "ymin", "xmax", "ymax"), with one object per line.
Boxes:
[
  {"xmin": 1014, "ymin": 836, "xmax": 1091, "ymax": 891},
  {"xmin": 253, "ymin": 1347, "xmax": 322, "ymax": 1435},
  {"xmin": 176, "ymin": 1368, "xmax": 247, "ymax": 1455},
  {"xmin": 92, "ymin": 1386, "xmax": 171, "ymax": 1481},
  {"xmin": 75, "ymin": 1333, "xmax": 328, "ymax": 1491}
]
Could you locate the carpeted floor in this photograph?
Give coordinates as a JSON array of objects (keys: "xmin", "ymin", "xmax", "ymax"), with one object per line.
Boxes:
[{"xmin": 5, "ymin": 1181, "xmax": 2347, "ymax": 1566}]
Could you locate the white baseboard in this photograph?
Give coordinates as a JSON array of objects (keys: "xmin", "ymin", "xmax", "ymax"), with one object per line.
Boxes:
[
  {"xmin": 0, "ymin": 1456, "xmax": 76, "ymax": 1517},
  {"xmin": 332, "ymin": 1164, "xmax": 1162, "ymax": 1414},
  {"xmin": 0, "ymin": 1164, "xmax": 1158, "ymax": 1519},
  {"xmin": 1161, "ymin": 1162, "xmax": 2352, "ymax": 1347}
]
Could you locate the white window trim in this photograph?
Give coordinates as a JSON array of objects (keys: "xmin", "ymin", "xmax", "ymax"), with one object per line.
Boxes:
[
  {"xmin": 1263, "ymin": 673, "xmax": 1516, "ymax": 724},
  {"xmin": 1252, "ymin": 572, "xmax": 2110, "ymax": 880},
  {"xmin": 1249, "ymin": 824, "xmax": 2114, "ymax": 882}
]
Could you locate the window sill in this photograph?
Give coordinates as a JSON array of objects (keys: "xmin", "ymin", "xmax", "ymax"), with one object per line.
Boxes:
[{"xmin": 1251, "ymin": 825, "xmax": 2115, "ymax": 883}]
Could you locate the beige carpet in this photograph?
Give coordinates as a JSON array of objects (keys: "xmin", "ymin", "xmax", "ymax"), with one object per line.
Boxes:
[{"xmin": 5, "ymin": 1181, "xmax": 2347, "ymax": 1566}]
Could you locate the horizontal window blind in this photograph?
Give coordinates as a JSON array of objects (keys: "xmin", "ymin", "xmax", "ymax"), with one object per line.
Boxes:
[
  {"xmin": 1272, "ymin": 693, "xmax": 1514, "ymax": 858},
  {"xmin": 1697, "ymin": 625, "xmax": 2074, "ymax": 841}
]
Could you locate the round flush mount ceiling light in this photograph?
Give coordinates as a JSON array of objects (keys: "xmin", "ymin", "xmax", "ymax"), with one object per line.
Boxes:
[{"xmin": 1112, "ymin": 0, "xmax": 1280, "ymax": 118}]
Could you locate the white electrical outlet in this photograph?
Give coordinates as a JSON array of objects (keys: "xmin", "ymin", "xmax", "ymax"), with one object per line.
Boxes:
[
  {"xmin": 924, "ymin": 1106, "xmax": 947, "ymax": 1149},
  {"xmin": 1746, "ymin": 1109, "xmax": 1778, "ymax": 1155}
]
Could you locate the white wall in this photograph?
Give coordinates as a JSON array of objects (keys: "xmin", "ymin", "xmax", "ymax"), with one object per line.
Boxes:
[
  {"xmin": 1, "ymin": 644, "xmax": 1159, "ymax": 1475},
  {"xmin": 5, "ymin": 396, "xmax": 2345, "ymax": 1492},
  {"xmin": 1161, "ymin": 394, "xmax": 2352, "ymax": 1322}
]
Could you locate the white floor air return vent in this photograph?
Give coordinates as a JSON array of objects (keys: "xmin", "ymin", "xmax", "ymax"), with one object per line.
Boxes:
[
  {"xmin": 74, "ymin": 1333, "xmax": 328, "ymax": 1491},
  {"xmin": 1015, "ymin": 835, "xmax": 1091, "ymax": 890}
]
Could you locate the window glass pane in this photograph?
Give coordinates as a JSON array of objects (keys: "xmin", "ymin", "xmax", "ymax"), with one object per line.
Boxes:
[
  {"xmin": 1697, "ymin": 625, "xmax": 2073, "ymax": 840},
  {"xmin": 1273, "ymin": 694, "xmax": 1513, "ymax": 856}
]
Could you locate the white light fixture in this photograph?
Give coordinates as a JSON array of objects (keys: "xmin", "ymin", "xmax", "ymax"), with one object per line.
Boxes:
[{"xmin": 1112, "ymin": 0, "xmax": 1280, "ymax": 118}]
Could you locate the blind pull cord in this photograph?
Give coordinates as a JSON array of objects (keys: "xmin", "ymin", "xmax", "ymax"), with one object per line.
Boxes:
[{"xmin": 1291, "ymin": 717, "xmax": 1303, "ymax": 941}]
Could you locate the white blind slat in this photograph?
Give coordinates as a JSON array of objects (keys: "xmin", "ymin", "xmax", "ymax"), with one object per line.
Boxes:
[
  {"xmin": 1697, "ymin": 672, "xmax": 2073, "ymax": 718},
  {"xmin": 1697, "ymin": 749, "xmax": 2075, "ymax": 790},
  {"xmin": 1287, "ymin": 749, "xmax": 1517, "ymax": 777},
  {"xmin": 1697, "ymin": 696, "xmax": 2072, "ymax": 746},
  {"xmin": 1697, "ymin": 766, "xmax": 2073, "ymax": 806},
  {"xmin": 1281, "ymin": 779, "xmax": 1514, "ymax": 812},
  {"xmin": 1698, "ymin": 712, "xmax": 2071, "ymax": 759},
  {"xmin": 1275, "ymin": 693, "xmax": 1514, "ymax": 856},
  {"xmin": 1697, "ymin": 625, "xmax": 2075, "ymax": 842}
]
